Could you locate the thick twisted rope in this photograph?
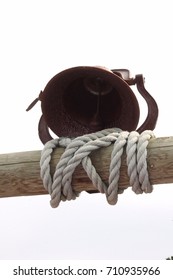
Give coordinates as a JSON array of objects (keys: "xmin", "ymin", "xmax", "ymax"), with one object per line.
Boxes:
[{"xmin": 40, "ymin": 129, "xmax": 154, "ymax": 208}]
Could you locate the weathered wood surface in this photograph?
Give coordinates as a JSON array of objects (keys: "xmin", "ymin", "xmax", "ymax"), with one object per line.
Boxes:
[{"xmin": 0, "ymin": 136, "xmax": 173, "ymax": 198}]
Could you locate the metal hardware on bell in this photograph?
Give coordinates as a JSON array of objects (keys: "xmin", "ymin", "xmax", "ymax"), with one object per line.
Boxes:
[{"xmin": 26, "ymin": 66, "xmax": 158, "ymax": 144}]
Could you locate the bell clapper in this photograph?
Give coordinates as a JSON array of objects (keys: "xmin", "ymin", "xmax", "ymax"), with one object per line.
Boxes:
[
  {"xmin": 84, "ymin": 77, "xmax": 112, "ymax": 130},
  {"xmin": 91, "ymin": 78, "xmax": 104, "ymax": 129}
]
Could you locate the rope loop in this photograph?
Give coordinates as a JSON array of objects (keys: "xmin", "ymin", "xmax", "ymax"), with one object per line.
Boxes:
[{"xmin": 40, "ymin": 128, "xmax": 155, "ymax": 208}]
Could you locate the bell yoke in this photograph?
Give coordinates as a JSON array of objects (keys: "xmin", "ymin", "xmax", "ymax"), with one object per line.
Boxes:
[{"xmin": 27, "ymin": 66, "xmax": 158, "ymax": 144}]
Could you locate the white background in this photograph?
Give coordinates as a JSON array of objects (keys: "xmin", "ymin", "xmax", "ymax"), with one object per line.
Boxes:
[{"xmin": 0, "ymin": 0, "xmax": 173, "ymax": 260}]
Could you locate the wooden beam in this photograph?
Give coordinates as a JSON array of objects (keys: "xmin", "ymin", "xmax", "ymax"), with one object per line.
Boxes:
[{"xmin": 0, "ymin": 136, "xmax": 173, "ymax": 198}]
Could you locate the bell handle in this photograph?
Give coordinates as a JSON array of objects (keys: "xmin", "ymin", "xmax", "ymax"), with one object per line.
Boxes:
[
  {"xmin": 135, "ymin": 74, "xmax": 158, "ymax": 133},
  {"xmin": 38, "ymin": 115, "xmax": 53, "ymax": 144}
]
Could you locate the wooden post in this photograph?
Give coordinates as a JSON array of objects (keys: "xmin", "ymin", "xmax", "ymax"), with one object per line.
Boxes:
[{"xmin": 0, "ymin": 136, "xmax": 173, "ymax": 198}]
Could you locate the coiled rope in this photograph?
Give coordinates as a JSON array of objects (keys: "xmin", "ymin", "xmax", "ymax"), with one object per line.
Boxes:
[{"xmin": 40, "ymin": 129, "xmax": 154, "ymax": 208}]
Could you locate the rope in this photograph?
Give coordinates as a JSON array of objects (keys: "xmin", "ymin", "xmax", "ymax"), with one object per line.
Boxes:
[{"xmin": 40, "ymin": 129, "xmax": 155, "ymax": 208}]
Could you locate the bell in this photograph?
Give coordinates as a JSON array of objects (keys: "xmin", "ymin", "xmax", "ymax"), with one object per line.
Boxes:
[{"xmin": 27, "ymin": 66, "xmax": 158, "ymax": 144}]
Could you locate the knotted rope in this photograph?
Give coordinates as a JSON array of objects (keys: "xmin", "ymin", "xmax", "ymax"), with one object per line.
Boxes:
[{"xmin": 40, "ymin": 129, "xmax": 155, "ymax": 208}]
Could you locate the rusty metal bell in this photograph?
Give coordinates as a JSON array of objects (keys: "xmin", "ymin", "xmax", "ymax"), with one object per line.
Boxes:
[{"xmin": 27, "ymin": 66, "xmax": 158, "ymax": 144}]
